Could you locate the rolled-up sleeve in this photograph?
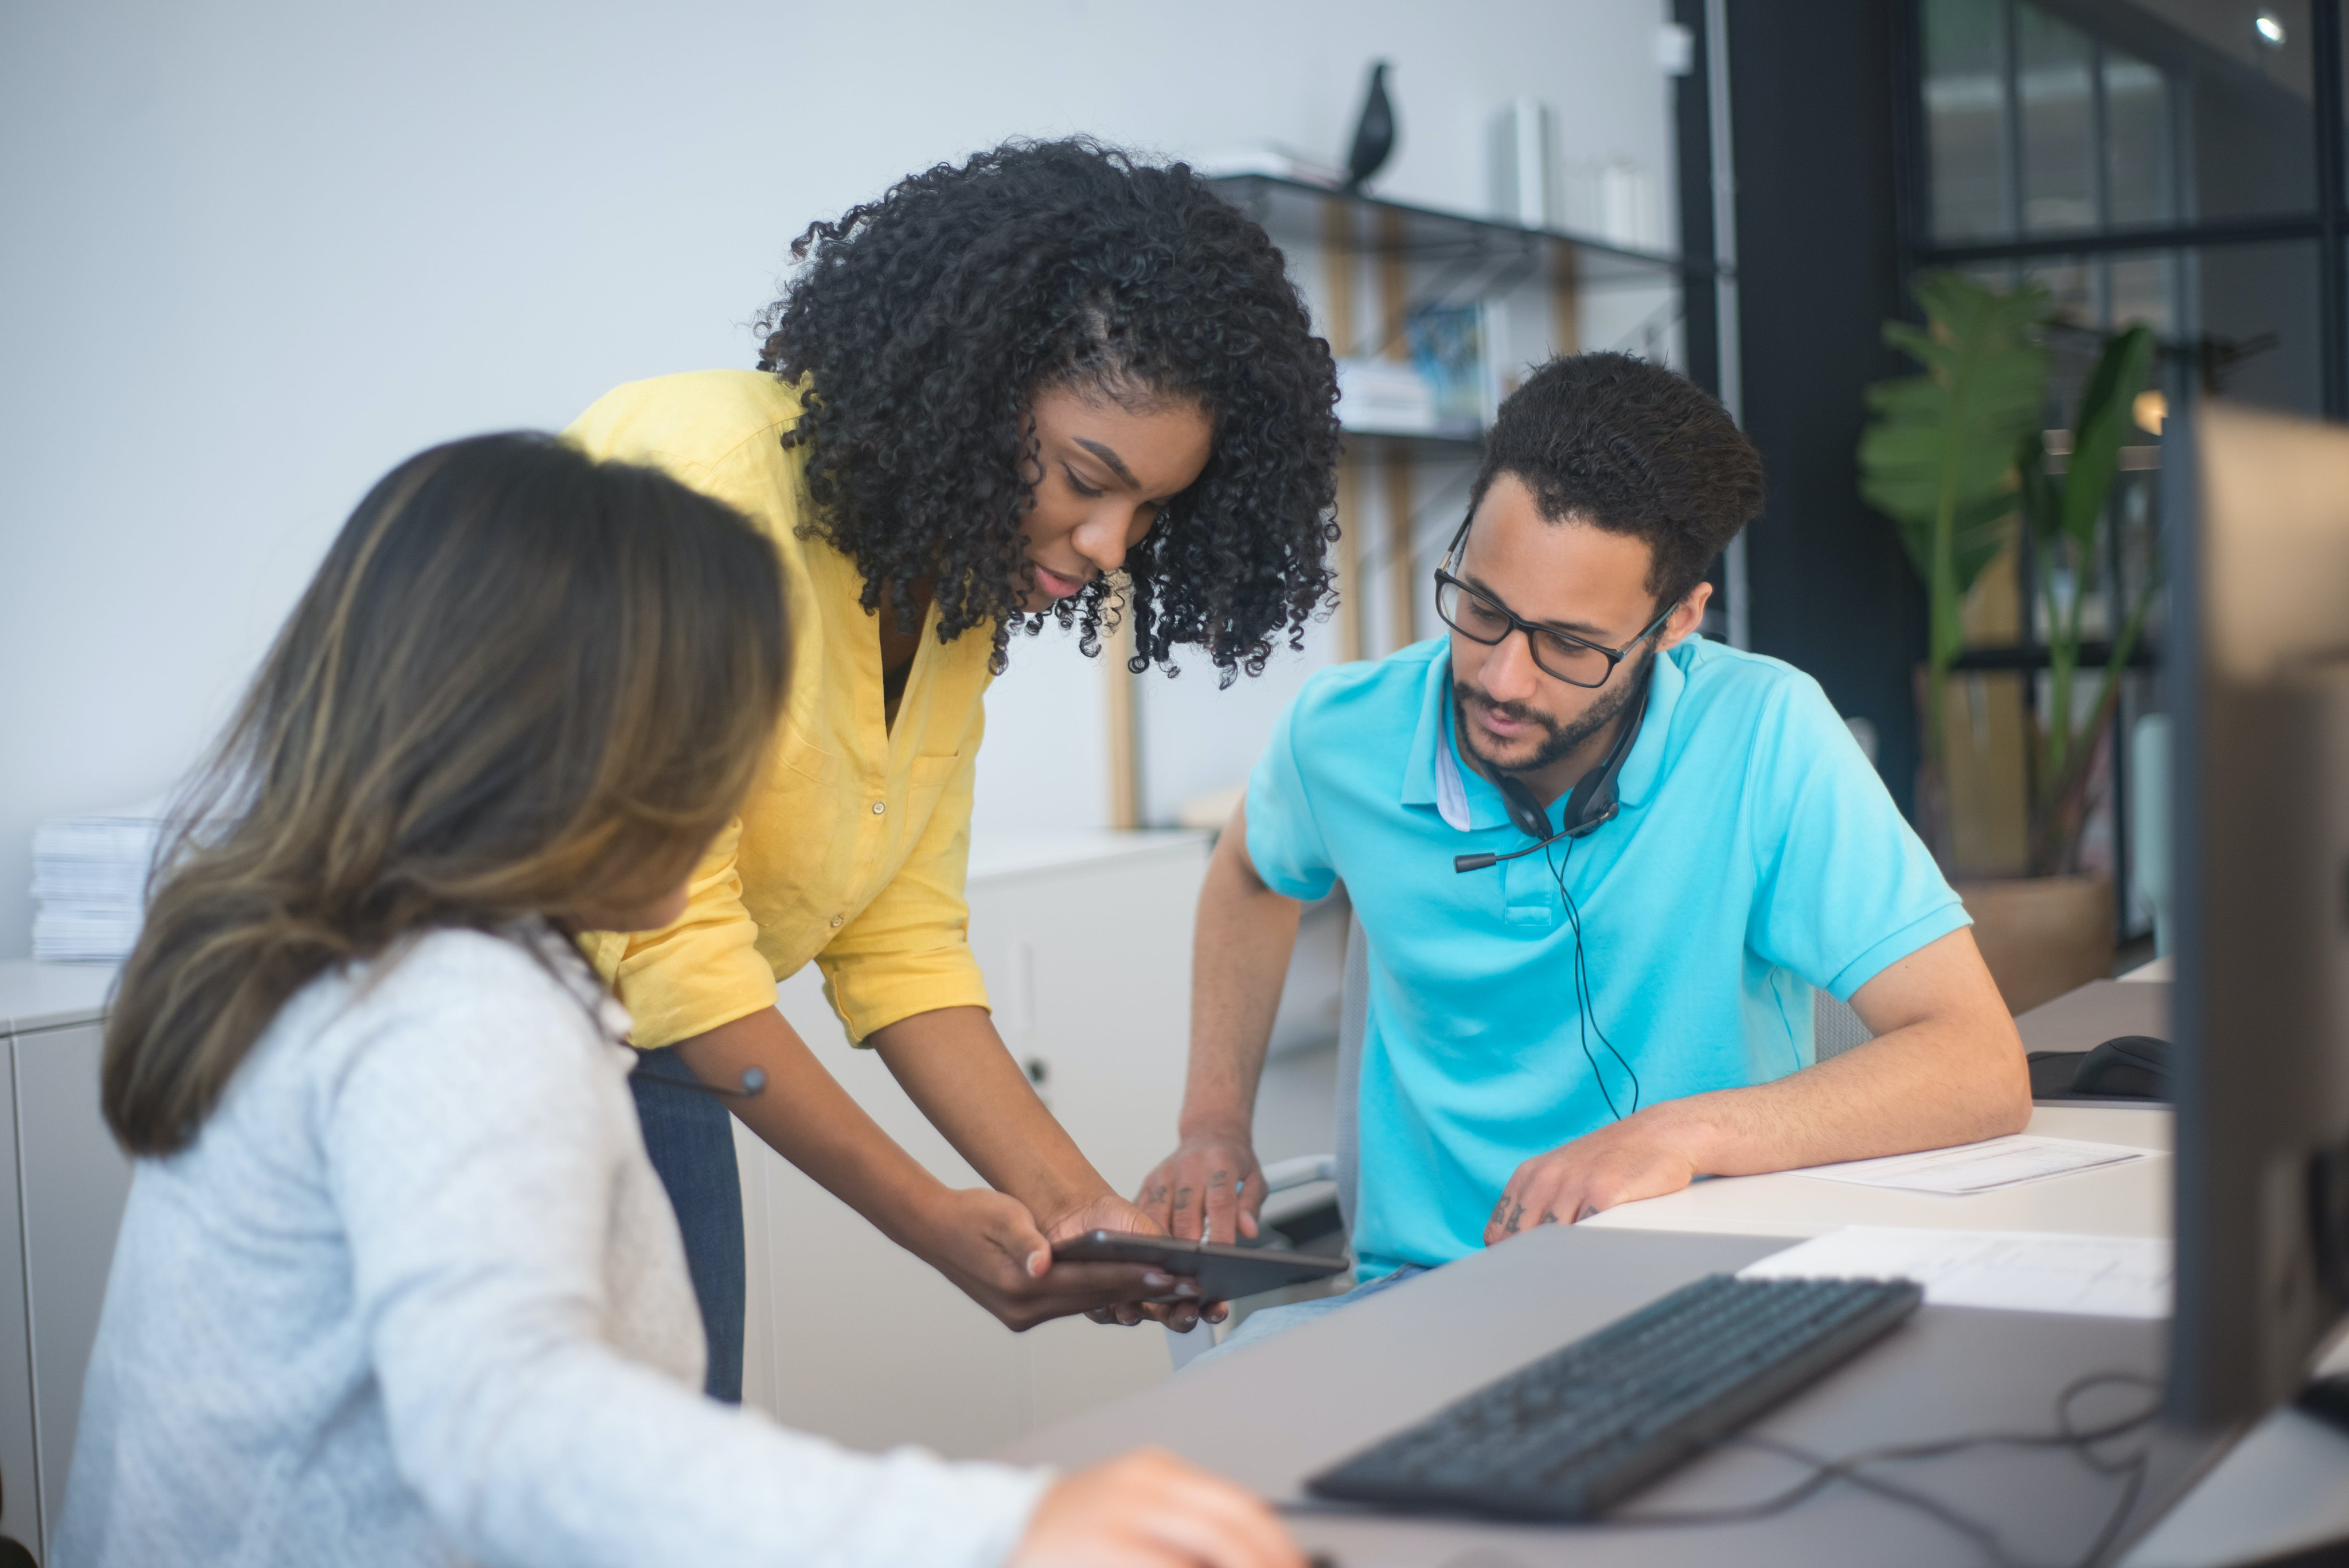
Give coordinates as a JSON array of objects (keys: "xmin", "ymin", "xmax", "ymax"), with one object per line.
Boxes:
[
  {"xmin": 816, "ymin": 709, "xmax": 993, "ymax": 1044},
  {"xmin": 585, "ymin": 819, "xmax": 780, "ymax": 1051}
]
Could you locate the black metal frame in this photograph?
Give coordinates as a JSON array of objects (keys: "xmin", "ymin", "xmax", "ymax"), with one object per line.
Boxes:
[
  {"xmin": 1898, "ymin": 0, "xmax": 2348, "ymax": 412},
  {"xmin": 1891, "ymin": 0, "xmax": 2348, "ymax": 934}
]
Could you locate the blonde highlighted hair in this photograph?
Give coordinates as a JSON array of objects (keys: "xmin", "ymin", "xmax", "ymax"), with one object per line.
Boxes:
[{"xmin": 104, "ymin": 432, "xmax": 788, "ymax": 1155}]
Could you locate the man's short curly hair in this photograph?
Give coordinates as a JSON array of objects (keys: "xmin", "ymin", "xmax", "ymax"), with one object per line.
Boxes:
[
  {"xmin": 1469, "ymin": 352, "xmax": 1763, "ymax": 610},
  {"xmin": 756, "ymin": 139, "xmax": 1341, "ymax": 681}
]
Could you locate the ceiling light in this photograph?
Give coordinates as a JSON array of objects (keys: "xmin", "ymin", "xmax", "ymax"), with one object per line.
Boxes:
[{"xmin": 2256, "ymin": 11, "xmax": 2286, "ymax": 46}]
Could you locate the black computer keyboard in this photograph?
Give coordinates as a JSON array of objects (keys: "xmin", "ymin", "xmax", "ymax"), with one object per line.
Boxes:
[{"xmin": 1305, "ymin": 1273, "xmax": 1923, "ymax": 1521}]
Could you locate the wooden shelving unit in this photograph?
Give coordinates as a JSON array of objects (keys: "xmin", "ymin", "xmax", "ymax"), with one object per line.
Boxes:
[
  {"xmin": 1206, "ymin": 173, "xmax": 1709, "ymax": 664},
  {"xmin": 1102, "ymin": 176, "xmax": 1712, "ymax": 830}
]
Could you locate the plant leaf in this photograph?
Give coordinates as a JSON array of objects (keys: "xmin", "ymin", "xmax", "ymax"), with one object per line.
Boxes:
[
  {"xmin": 2059, "ymin": 323, "xmax": 2155, "ymax": 556},
  {"xmin": 1951, "ymin": 487, "xmax": 2016, "ymax": 587},
  {"xmin": 1858, "ymin": 271, "xmax": 2050, "ymax": 675}
]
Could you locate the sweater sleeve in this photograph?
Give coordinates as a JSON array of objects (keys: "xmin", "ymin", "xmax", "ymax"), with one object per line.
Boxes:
[{"xmin": 323, "ymin": 938, "xmax": 1049, "ymax": 1568}]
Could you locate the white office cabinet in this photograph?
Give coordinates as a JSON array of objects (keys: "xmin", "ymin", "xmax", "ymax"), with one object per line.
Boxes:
[
  {"xmin": 0, "ymin": 961, "xmax": 127, "ymax": 1562},
  {"xmin": 0, "ymin": 1032, "xmax": 36, "ymax": 1558},
  {"xmin": 17, "ymin": 1022, "xmax": 131, "ymax": 1545},
  {"xmin": 735, "ymin": 831, "xmax": 1208, "ymax": 1457}
]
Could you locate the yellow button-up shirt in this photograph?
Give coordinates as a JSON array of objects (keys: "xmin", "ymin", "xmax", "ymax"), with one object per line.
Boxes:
[{"xmin": 565, "ymin": 370, "xmax": 996, "ymax": 1047}]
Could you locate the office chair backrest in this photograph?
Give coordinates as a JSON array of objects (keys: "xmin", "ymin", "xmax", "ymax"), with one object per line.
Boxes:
[
  {"xmin": 1814, "ymin": 988, "xmax": 1874, "ymax": 1059},
  {"xmin": 1336, "ymin": 910, "xmax": 1368, "ymax": 1235}
]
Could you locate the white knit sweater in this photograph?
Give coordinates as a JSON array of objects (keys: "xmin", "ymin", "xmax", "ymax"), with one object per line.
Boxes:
[{"xmin": 56, "ymin": 923, "xmax": 1048, "ymax": 1567}]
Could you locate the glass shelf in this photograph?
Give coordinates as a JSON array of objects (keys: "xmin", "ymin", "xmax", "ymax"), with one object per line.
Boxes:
[
  {"xmin": 1203, "ymin": 173, "xmax": 1711, "ymax": 292},
  {"xmin": 1336, "ymin": 427, "xmax": 1484, "ymax": 459}
]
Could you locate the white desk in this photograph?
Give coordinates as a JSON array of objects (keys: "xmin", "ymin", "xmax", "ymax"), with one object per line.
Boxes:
[
  {"xmin": 1578, "ymin": 972, "xmax": 2347, "ymax": 1568},
  {"xmin": 1021, "ymin": 969, "xmax": 2348, "ymax": 1566},
  {"xmin": 1581, "ymin": 1097, "xmax": 2348, "ymax": 1566},
  {"xmin": 1010, "ymin": 1224, "xmax": 2213, "ymax": 1567},
  {"xmin": 1583, "ymin": 1103, "xmax": 2172, "ymax": 1241}
]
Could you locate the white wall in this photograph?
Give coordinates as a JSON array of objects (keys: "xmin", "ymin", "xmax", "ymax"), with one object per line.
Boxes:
[{"xmin": 0, "ymin": 0, "xmax": 1679, "ymax": 955}]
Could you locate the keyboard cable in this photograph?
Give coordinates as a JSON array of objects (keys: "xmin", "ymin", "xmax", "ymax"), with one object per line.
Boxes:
[{"xmin": 1284, "ymin": 1370, "xmax": 2165, "ymax": 1568}]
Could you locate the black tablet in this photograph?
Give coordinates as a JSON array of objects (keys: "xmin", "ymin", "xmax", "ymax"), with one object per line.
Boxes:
[{"xmin": 1053, "ymin": 1230, "xmax": 1349, "ymax": 1302}]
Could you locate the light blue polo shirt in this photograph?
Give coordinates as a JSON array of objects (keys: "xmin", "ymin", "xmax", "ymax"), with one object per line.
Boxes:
[{"xmin": 1244, "ymin": 636, "xmax": 1968, "ymax": 1280}]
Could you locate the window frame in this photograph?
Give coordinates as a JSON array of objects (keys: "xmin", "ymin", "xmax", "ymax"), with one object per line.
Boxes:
[{"xmin": 1891, "ymin": 0, "xmax": 2348, "ymax": 937}]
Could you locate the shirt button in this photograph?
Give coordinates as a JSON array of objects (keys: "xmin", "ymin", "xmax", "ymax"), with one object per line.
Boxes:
[
  {"xmin": 871, "ymin": 801, "xmax": 885, "ymax": 815},
  {"xmin": 830, "ymin": 915, "xmax": 844, "ymax": 928}
]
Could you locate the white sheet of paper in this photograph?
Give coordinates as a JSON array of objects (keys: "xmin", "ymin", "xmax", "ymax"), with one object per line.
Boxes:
[
  {"xmin": 1738, "ymin": 1226, "xmax": 2172, "ymax": 1319},
  {"xmin": 1789, "ymin": 1134, "xmax": 2148, "ymax": 1195}
]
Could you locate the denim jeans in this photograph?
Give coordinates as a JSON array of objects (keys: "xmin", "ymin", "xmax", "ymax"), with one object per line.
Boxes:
[
  {"xmin": 627, "ymin": 1047, "xmax": 746, "ymax": 1403},
  {"xmin": 1186, "ymin": 1263, "xmax": 1429, "ymax": 1369}
]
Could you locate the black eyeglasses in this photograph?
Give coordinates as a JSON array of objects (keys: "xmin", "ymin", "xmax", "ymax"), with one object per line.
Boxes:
[{"xmin": 1431, "ymin": 522, "xmax": 1676, "ymax": 689}]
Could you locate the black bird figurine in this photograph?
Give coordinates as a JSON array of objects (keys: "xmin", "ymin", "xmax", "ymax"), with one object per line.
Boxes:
[{"xmin": 1344, "ymin": 61, "xmax": 1396, "ymax": 192}]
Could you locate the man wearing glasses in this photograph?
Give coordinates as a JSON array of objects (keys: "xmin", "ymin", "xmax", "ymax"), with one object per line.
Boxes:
[{"xmin": 1136, "ymin": 353, "xmax": 2032, "ymax": 1351}]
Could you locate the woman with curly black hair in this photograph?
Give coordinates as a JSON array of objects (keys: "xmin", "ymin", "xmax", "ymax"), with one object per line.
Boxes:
[{"xmin": 565, "ymin": 138, "xmax": 1341, "ymax": 1402}]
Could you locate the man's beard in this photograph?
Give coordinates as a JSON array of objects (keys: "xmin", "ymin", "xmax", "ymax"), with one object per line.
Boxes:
[{"xmin": 1453, "ymin": 646, "xmax": 1653, "ymax": 779}]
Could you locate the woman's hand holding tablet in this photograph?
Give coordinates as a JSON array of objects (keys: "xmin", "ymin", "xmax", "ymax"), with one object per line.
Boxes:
[{"xmin": 1051, "ymin": 1231, "xmax": 1348, "ymax": 1305}]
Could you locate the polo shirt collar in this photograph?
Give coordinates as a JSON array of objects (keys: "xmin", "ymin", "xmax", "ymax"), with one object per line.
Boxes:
[
  {"xmin": 1401, "ymin": 649, "xmax": 1510, "ymax": 833},
  {"xmin": 1400, "ymin": 639, "xmax": 1693, "ymax": 833}
]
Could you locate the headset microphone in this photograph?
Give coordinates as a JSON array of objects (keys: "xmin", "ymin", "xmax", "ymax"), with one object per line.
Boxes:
[
  {"xmin": 1447, "ymin": 664, "xmax": 1656, "ymax": 1123},
  {"xmin": 1453, "ymin": 669, "xmax": 1653, "ymax": 873}
]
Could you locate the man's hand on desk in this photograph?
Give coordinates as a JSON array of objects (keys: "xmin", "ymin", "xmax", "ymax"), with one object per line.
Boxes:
[
  {"xmin": 1130, "ymin": 1129, "xmax": 1263, "ymax": 1333},
  {"xmin": 1483, "ymin": 1110, "xmax": 1706, "ymax": 1243}
]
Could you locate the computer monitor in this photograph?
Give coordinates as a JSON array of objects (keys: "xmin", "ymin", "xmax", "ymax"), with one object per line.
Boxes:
[{"xmin": 2167, "ymin": 399, "xmax": 2349, "ymax": 1428}]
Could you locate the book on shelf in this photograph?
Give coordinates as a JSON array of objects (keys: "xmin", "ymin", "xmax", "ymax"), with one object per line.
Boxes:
[{"xmin": 30, "ymin": 796, "xmax": 173, "ymax": 964}]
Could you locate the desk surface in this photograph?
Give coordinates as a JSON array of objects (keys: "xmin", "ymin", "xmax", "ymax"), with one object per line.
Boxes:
[
  {"xmin": 1008, "ymin": 1227, "xmax": 2217, "ymax": 1567},
  {"xmin": 2014, "ymin": 978, "xmax": 2171, "ymax": 1056},
  {"xmin": 1582, "ymin": 1102, "xmax": 2173, "ymax": 1241},
  {"xmin": 1581, "ymin": 1103, "xmax": 2348, "ymax": 1563},
  {"xmin": 1008, "ymin": 974, "xmax": 2348, "ymax": 1566}
]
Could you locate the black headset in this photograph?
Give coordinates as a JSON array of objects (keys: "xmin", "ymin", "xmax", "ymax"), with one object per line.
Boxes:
[
  {"xmin": 1440, "ymin": 514, "xmax": 1656, "ymax": 1119},
  {"xmin": 1442, "ymin": 498, "xmax": 1659, "ymax": 873},
  {"xmin": 1452, "ymin": 670, "xmax": 1653, "ymax": 874}
]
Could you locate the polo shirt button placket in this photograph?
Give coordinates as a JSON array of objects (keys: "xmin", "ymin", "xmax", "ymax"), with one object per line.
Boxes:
[
  {"xmin": 830, "ymin": 915, "xmax": 844, "ymax": 928},
  {"xmin": 871, "ymin": 801, "xmax": 885, "ymax": 816}
]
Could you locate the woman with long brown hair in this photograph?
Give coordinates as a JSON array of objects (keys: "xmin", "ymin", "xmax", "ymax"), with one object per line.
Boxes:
[{"xmin": 61, "ymin": 433, "xmax": 1300, "ymax": 1568}]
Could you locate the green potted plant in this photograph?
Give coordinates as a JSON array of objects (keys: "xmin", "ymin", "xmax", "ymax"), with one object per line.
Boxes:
[
  {"xmin": 2013, "ymin": 325, "xmax": 2157, "ymax": 876},
  {"xmin": 1859, "ymin": 271, "xmax": 2049, "ymax": 862},
  {"xmin": 1859, "ymin": 271, "xmax": 2156, "ymax": 1013}
]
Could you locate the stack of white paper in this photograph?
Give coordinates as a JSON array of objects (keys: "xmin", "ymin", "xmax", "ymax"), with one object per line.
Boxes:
[
  {"xmin": 30, "ymin": 797, "xmax": 173, "ymax": 962},
  {"xmin": 1739, "ymin": 1226, "xmax": 2172, "ymax": 1319},
  {"xmin": 1791, "ymin": 1134, "xmax": 2148, "ymax": 1195}
]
